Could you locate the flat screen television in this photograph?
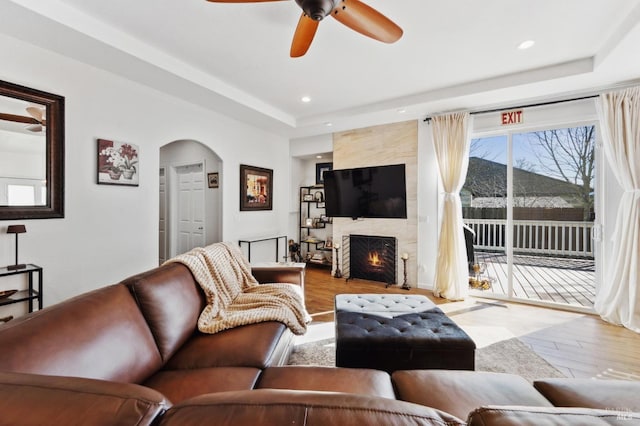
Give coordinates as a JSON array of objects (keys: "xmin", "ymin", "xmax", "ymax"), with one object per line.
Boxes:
[{"xmin": 323, "ymin": 163, "xmax": 407, "ymax": 219}]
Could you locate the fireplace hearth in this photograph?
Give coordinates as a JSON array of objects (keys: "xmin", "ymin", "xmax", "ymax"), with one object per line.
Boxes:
[{"xmin": 348, "ymin": 234, "xmax": 397, "ymax": 285}]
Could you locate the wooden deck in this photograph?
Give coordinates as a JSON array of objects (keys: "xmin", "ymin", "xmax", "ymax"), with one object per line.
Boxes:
[{"xmin": 473, "ymin": 251, "xmax": 595, "ymax": 308}]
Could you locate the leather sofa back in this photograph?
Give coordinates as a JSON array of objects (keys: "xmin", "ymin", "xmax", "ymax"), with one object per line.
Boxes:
[
  {"xmin": 251, "ymin": 266, "xmax": 305, "ymax": 288},
  {"xmin": 123, "ymin": 263, "xmax": 205, "ymax": 362},
  {"xmin": 0, "ymin": 371, "xmax": 170, "ymax": 426},
  {"xmin": 0, "ymin": 284, "xmax": 162, "ymax": 383},
  {"xmin": 534, "ymin": 378, "xmax": 640, "ymax": 412},
  {"xmin": 157, "ymin": 389, "xmax": 466, "ymax": 426}
]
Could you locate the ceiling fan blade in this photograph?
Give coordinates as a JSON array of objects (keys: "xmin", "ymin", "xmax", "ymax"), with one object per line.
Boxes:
[
  {"xmin": 206, "ymin": 0, "xmax": 286, "ymax": 3},
  {"xmin": 26, "ymin": 106, "xmax": 45, "ymax": 123},
  {"xmin": 25, "ymin": 124, "xmax": 43, "ymax": 133},
  {"xmin": 331, "ymin": 0, "xmax": 402, "ymax": 43},
  {"xmin": 0, "ymin": 112, "xmax": 39, "ymax": 125},
  {"xmin": 291, "ymin": 13, "xmax": 319, "ymax": 57}
]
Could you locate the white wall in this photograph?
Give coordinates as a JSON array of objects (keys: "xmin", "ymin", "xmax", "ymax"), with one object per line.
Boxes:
[
  {"xmin": 290, "ymin": 134, "xmax": 332, "ymax": 158},
  {"xmin": 0, "ymin": 34, "xmax": 290, "ymax": 314}
]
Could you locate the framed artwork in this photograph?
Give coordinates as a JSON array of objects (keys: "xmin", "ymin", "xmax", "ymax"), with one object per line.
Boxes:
[
  {"xmin": 240, "ymin": 164, "xmax": 273, "ymax": 211},
  {"xmin": 97, "ymin": 139, "xmax": 139, "ymax": 186},
  {"xmin": 316, "ymin": 162, "xmax": 333, "ymax": 185},
  {"xmin": 325, "ymin": 236, "xmax": 333, "ymax": 248},
  {"xmin": 207, "ymin": 172, "xmax": 219, "ymax": 188}
]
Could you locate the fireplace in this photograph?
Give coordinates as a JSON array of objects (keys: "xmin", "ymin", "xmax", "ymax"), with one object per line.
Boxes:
[{"xmin": 348, "ymin": 234, "xmax": 397, "ymax": 285}]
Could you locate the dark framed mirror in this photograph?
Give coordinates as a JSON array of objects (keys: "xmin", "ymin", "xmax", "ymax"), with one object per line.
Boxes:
[{"xmin": 0, "ymin": 79, "xmax": 64, "ymax": 220}]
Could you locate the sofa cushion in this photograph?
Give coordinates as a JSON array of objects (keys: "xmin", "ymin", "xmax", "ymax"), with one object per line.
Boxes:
[
  {"xmin": 158, "ymin": 389, "xmax": 466, "ymax": 426},
  {"xmin": 164, "ymin": 321, "xmax": 290, "ymax": 369},
  {"xmin": 393, "ymin": 370, "xmax": 553, "ymax": 421},
  {"xmin": 0, "ymin": 284, "xmax": 162, "ymax": 383},
  {"xmin": 0, "ymin": 371, "xmax": 170, "ymax": 426},
  {"xmin": 467, "ymin": 405, "xmax": 640, "ymax": 425},
  {"xmin": 144, "ymin": 367, "xmax": 261, "ymax": 404},
  {"xmin": 257, "ymin": 366, "xmax": 396, "ymax": 399},
  {"xmin": 534, "ymin": 378, "xmax": 640, "ymax": 411},
  {"xmin": 124, "ymin": 263, "xmax": 205, "ymax": 362}
]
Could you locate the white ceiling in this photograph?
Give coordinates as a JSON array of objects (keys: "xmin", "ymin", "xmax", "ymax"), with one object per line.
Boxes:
[{"xmin": 2, "ymin": 0, "xmax": 640, "ymax": 138}]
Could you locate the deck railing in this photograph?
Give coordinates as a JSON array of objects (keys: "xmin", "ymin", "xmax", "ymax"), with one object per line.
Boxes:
[{"xmin": 464, "ymin": 219, "xmax": 594, "ymax": 258}]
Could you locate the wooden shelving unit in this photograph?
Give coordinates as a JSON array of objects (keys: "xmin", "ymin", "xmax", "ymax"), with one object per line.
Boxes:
[{"xmin": 298, "ymin": 186, "xmax": 332, "ymax": 268}]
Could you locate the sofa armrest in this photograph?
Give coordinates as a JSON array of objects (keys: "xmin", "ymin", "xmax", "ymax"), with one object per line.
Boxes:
[
  {"xmin": 534, "ymin": 378, "xmax": 640, "ymax": 411},
  {"xmin": 0, "ymin": 371, "xmax": 170, "ymax": 426},
  {"xmin": 251, "ymin": 265, "xmax": 305, "ymax": 287}
]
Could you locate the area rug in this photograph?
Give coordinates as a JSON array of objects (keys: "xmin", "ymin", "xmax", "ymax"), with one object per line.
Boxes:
[{"xmin": 288, "ymin": 337, "xmax": 565, "ymax": 383}]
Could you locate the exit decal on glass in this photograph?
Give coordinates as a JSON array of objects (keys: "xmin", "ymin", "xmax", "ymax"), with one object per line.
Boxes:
[{"xmin": 501, "ymin": 109, "xmax": 523, "ymax": 125}]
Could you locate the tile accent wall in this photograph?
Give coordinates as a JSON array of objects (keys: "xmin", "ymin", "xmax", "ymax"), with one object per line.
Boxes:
[{"xmin": 332, "ymin": 120, "xmax": 418, "ymax": 286}]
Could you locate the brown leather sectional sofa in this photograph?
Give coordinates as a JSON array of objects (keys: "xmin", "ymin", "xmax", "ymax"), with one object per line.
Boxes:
[{"xmin": 0, "ymin": 261, "xmax": 638, "ymax": 425}]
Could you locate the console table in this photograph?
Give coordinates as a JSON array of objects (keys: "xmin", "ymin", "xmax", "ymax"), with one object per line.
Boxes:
[
  {"xmin": 238, "ymin": 235, "xmax": 287, "ymax": 262},
  {"xmin": 0, "ymin": 264, "xmax": 43, "ymax": 317}
]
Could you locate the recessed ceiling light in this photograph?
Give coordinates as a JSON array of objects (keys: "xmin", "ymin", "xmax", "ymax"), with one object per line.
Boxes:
[
  {"xmin": 397, "ymin": 108, "xmax": 407, "ymax": 114},
  {"xmin": 517, "ymin": 40, "xmax": 535, "ymax": 50},
  {"xmin": 324, "ymin": 122, "xmax": 333, "ymax": 127},
  {"xmin": 301, "ymin": 96, "xmax": 311, "ymax": 103},
  {"xmin": 316, "ymin": 155, "xmax": 322, "ymax": 159}
]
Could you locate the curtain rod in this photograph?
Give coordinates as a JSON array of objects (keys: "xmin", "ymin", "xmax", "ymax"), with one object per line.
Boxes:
[{"xmin": 423, "ymin": 94, "xmax": 599, "ymax": 122}]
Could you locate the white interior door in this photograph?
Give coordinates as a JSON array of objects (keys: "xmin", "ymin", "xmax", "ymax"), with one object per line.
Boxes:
[
  {"xmin": 176, "ymin": 163, "xmax": 205, "ymax": 255},
  {"xmin": 159, "ymin": 167, "xmax": 167, "ymax": 264}
]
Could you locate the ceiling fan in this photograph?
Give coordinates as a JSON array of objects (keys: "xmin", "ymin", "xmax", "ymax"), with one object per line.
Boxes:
[
  {"xmin": 206, "ymin": 0, "xmax": 403, "ymax": 57},
  {"xmin": 0, "ymin": 106, "xmax": 46, "ymax": 132}
]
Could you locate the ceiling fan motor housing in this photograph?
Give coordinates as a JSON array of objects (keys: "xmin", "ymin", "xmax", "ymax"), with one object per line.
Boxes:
[{"xmin": 295, "ymin": 0, "xmax": 339, "ymax": 21}]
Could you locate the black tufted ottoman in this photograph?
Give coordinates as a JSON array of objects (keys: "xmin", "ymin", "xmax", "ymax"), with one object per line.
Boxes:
[{"xmin": 335, "ymin": 294, "xmax": 476, "ymax": 372}]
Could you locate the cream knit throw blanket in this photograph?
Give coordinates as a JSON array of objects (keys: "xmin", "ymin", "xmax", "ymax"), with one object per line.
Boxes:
[{"xmin": 166, "ymin": 242, "xmax": 310, "ymax": 335}]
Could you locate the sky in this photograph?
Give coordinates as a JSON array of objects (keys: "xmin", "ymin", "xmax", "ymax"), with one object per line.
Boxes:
[{"xmin": 470, "ymin": 126, "xmax": 595, "ymax": 186}]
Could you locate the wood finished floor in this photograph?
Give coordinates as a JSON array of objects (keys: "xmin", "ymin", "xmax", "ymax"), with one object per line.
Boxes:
[
  {"xmin": 476, "ymin": 252, "xmax": 595, "ymax": 307},
  {"xmin": 302, "ymin": 266, "xmax": 640, "ymax": 380}
]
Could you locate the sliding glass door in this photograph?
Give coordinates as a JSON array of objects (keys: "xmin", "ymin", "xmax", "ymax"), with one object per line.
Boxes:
[{"xmin": 462, "ymin": 124, "xmax": 597, "ymax": 311}]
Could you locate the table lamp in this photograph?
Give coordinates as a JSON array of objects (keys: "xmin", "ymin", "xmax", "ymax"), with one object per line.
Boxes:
[{"xmin": 6, "ymin": 225, "xmax": 27, "ymax": 270}]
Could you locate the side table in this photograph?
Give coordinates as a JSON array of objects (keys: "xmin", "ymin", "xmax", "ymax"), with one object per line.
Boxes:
[{"xmin": 0, "ymin": 264, "xmax": 43, "ymax": 317}]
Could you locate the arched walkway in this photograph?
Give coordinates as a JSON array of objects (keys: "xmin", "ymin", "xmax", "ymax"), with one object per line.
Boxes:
[{"xmin": 159, "ymin": 139, "xmax": 222, "ymax": 263}]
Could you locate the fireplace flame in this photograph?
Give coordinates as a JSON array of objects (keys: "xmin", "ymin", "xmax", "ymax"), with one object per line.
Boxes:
[{"xmin": 368, "ymin": 251, "xmax": 382, "ymax": 266}]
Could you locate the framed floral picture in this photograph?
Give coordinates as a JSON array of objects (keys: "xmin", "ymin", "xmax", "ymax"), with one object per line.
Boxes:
[
  {"xmin": 97, "ymin": 139, "xmax": 139, "ymax": 186},
  {"xmin": 240, "ymin": 164, "xmax": 272, "ymax": 211}
]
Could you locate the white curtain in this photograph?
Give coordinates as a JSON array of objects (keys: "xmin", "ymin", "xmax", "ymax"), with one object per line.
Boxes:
[
  {"xmin": 431, "ymin": 112, "xmax": 471, "ymax": 300},
  {"xmin": 596, "ymin": 86, "xmax": 640, "ymax": 333}
]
